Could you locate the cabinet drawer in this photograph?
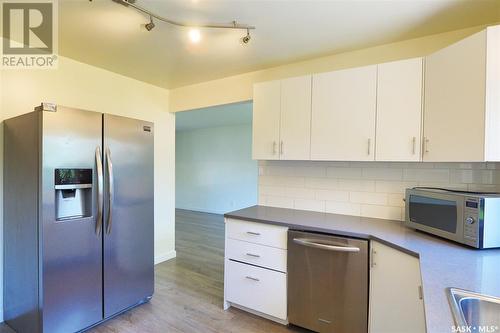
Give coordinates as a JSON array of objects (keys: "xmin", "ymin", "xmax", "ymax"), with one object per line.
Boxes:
[
  {"xmin": 225, "ymin": 260, "xmax": 287, "ymax": 320},
  {"xmin": 226, "ymin": 218, "xmax": 288, "ymax": 249},
  {"xmin": 226, "ymin": 238, "xmax": 287, "ymax": 272}
]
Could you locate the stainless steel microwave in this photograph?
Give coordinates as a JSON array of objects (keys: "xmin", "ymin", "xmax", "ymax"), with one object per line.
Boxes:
[{"xmin": 405, "ymin": 188, "xmax": 500, "ymax": 249}]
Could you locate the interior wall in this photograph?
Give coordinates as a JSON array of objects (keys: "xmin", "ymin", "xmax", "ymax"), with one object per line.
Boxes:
[
  {"xmin": 170, "ymin": 24, "xmax": 493, "ymax": 112},
  {"xmin": 0, "ymin": 56, "xmax": 175, "ymax": 321},
  {"xmin": 176, "ymin": 123, "xmax": 257, "ymax": 214}
]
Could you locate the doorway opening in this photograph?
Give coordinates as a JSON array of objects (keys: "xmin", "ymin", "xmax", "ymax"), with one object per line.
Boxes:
[{"xmin": 174, "ymin": 101, "xmax": 257, "ymax": 284}]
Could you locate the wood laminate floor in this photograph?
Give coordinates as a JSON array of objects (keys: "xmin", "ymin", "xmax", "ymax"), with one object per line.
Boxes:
[{"xmin": 89, "ymin": 209, "xmax": 302, "ymax": 333}]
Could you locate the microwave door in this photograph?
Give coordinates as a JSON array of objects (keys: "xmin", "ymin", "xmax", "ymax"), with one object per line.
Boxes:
[{"xmin": 407, "ymin": 193, "xmax": 465, "ymax": 244}]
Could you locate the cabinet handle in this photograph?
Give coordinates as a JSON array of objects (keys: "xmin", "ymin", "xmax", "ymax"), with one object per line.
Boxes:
[
  {"xmin": 370, "ymin": 248, "xmax": 376, "ymax": 268},
  {"xmin": 423, "ymin": 137, "xmax": 430, "ymax": 153},
  {"xmin": 280, "ymin": 141, "xmax": 284, "ymax": 155},
  {"xmin": 245, "ymin": 276, "xmax": 260, "ymax": 282},
  {"xmin": 246, "ymin": 253, "xmax": 260, "ymax": 258},
  {"xmin": 412, "ymin": 137, "xmax": 416, "ymax": 155},
  {"xmin": 418, "ymin": 285, "xmax": 423, "ymax": 300},
  {"xmin": 273, "ymin": 141, "xmax": 277, "ymax": 155},
  {"xmin": 246, "ymin": 231, "xmax": 261, "ymax": 236},
  {"xmin": 367, "ymin": 138, "xmax": 371, "ymax": 155}
]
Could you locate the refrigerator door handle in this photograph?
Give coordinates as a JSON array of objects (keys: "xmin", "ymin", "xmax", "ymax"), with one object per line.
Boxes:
[
  {"xmin": 106, "ymin": 147, "xmax": 114, "ymax": 234},
  {"xmin": 95, "ymin": 146, "xmax": 104, "ymax": 235}
]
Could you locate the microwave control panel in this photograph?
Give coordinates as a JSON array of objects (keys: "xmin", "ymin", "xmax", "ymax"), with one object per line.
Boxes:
[{"xmin": 463, "ymin": 198, "xmax": 479, "ymax": 246}]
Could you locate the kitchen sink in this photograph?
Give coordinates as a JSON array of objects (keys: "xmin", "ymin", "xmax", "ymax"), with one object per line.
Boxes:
[{"xmin": 447, "ymin": 288, "xmax": 500, "ymax": 331}]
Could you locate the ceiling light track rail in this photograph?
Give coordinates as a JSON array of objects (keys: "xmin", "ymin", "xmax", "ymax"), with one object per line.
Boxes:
[{"xmin": 113, "ymin": 0, "xmax": 256, "ymax": 31}]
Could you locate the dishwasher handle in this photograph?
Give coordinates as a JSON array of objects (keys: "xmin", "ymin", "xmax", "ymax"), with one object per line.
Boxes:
[{"xmin": 293, "ymin": 238, "xmax": 360, "ymax": 252}]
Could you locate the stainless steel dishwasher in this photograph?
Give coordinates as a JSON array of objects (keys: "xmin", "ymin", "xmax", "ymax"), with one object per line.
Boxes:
[{"xmin": 288, "ymin": 230, "xmax": 369, "ymax": 333}]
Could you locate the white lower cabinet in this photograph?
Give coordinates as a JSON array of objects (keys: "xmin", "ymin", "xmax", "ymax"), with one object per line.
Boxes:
[
  {"xmin": 224, "ymin": 219, "xmax": 427, "ymax": 331},
  {"xmin": 224, "ymin": 218, "xmax": 288, "ymax": 323},
  {"xmin": 226, "ymin": 238, "xmax": 287, "ymax": 272},
  {"xmin": 225, "ymin": 260, "xmax": 287, "ymax": 320},
  {"xmin": 369, "ymin": 241, "xmax": 426, "ymax": 333}
]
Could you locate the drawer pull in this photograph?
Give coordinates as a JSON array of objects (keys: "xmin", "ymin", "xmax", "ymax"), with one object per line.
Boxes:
[
  {"xmin": 246, "ymin": 231, "xmax": 261, "ymax": 236},
  {"xmin": 245, "ymin": 276, "xmax": 260, "ymax": 282},
  {"xmin": 246, "ymin": 253, "xmax": 260, "ymax": 258}
]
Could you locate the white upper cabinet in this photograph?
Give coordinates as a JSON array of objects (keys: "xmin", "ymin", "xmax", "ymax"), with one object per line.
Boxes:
[
  {"xmin": 252, "ymin": 80, "xmax": 281, "ymax": 160},
  {"xmin": 423, "ymin": 26, "xmax": 500, "ymax": 162},
  {"xmin": 280, "ymin": 75, "xmax": 312, "ymax": 160},
  {"xmin": 376, "ymin": 58, "xmax": 423, "ymax": 161},
  {"xmin": 252, "ymin": 76, "xmax": 312, "ymax": 160},
  {"xmin": 252, "ymin": 24, "xmax": 500, "ymax": 162},
  {"xmin": 311, "ymin": 65, "xmax": 377, "ymax": 161}
]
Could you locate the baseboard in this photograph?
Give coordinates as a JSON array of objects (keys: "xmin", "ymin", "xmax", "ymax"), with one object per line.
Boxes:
[
  {"xmin": 154, "ymin": 250, "xmax": 176, "ymax": 265},
  {"xmin": 226, "ymin": 302, "xmax": 288, "ymax": 325}
]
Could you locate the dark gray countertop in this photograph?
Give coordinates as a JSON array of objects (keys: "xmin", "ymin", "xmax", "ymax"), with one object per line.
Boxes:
[{"xmin": 225, "ymin": 205, "xmax": 500, "ymax": 333}]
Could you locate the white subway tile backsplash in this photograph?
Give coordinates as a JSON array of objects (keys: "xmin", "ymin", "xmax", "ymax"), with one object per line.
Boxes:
[
  {"xmin": 327, "ymin": 167, "xmax": 362, "ymax": 179},
  {"xmin": 375, "ymin": 181, "xmax": 418, "ymax": 194},
  {"xmin": 265, "ymin": 196, "xmax": 294, "ymax": 209},
  {"xmin": 388, "ymin": 193, "xmax": 405, "ymax": 207},
  {"xmin": 404, "ymin": 168, "xmax": 450, "ymax": 182},
  {"xmin": 325, "ymin": 201, "xmax": 361, "ymax": 216},
  {"xmin": 362, "ymin": 168, "xmax": 403, "ymax": 181},
  {"xmin": 258, "ymin": 161, "xmax": 500, "ymax": 221},
  {"xmin": 305, "ymin": 177, "xmax": 338, "ymax": 190},
  {"xmin": 337, "ymin": 179, "xmax": 376, "ymax": 192},
  {"xmin": 294, "ymin": 199, "xmax": 325, "ymax": 212},
  {"xmin": 468, "ymin": 184, "xmax": 499, "ymax": 192},
  {"xmin": 295, "ymin": 167, "xmax": 327, "ymax": 178},
  {"xmin": 361, "ymin": 205, "xmax": 403, "ymax": 220},
  {"xmin": 284, "ymin": 187, "xmax": 316, "ymax": 199},
  {"xmin": 259, "ymin": 175, "xmax": 305, "ymax": 187},
  {"xmin": 259, "ymin": 185, "xmax": 286, "ymax": 197},
  {"xmin": 450, "ymin": 169, "xmax": 494, "ymax": 184},
  {"xmin": 350, "ymin": 192, "xmax": 387, "ymax": 205},
  {"xmin": 315, "ymin": 189, "xmax": 349, "ymax": 202}
]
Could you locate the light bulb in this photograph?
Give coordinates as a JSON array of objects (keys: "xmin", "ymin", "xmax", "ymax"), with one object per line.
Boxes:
[{"xmin": 188, "ymin": 29, "xmax": 201, "ymax": 43}]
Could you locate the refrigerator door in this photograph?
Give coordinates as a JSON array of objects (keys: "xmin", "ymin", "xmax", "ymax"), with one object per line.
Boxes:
[
  {"xmin": 41, "ymin": 106, "xmax": 103, "ymax": 333},
  {"xmin": 103, "ymin": 114, "xmax": 154, "ymax": 318}
]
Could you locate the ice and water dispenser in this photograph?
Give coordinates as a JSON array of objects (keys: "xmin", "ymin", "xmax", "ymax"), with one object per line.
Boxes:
[{"xmin": 55, "ymin": 169, "xmax": 93, "ymax": 221}]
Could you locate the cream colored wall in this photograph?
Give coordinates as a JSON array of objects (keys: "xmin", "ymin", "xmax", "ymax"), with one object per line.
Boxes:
[
  {"xmin": 170, "ymin": 24, "xmax": 493, "ymax": 112},
  {"xmin": 0, "ymin": 57, "xmax": 175, "ymax": 320}
]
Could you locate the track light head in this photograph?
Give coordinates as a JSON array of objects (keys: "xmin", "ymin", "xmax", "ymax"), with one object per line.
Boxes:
[
  {"xmin": 241, "ymin": 29, "xmax": 251, "ymax": 45},
  {"xmin": 145, "ymin": 16, "xmax": 155, "ymax": 31}
]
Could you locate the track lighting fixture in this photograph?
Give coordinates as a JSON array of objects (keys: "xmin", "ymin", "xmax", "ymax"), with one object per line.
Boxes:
[
  {"xmin": 145, "ymin": 16, "xmax": 155, "ymax": 31},
  {"xmin": 241, "ymin": 29, "xmax": 251, "ymax": 45},
  {"xmin": 109, "ymin": 0, "xmax": 255, "ymax": 44}
]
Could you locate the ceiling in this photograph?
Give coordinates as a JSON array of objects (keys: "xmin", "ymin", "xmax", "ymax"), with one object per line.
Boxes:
[
  {"xmin": 59, "ymin": 0, "xmax": 500, "ymax": 89},
  {"xmin": 175, "ymin": 101, "xmax": 252, "ymax": 131}
]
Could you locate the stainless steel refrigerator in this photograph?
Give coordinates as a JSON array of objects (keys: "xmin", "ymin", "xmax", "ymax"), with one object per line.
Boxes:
[{"xmin": 3, "ymin": 103, "xmax": 154, "ymax": 333}]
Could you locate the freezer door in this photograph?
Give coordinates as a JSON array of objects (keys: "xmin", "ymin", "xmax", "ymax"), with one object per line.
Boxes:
[
  {"xmin": 103, "ymin": 114, "xmax": 154, "ymax": 318},
  {"xmin": 41, "ymin": 106, "xmax": 103, "ymax": 333},
  {"xmin": 288, "ymin": 230, "xmax": 369, "ymax": 333}
]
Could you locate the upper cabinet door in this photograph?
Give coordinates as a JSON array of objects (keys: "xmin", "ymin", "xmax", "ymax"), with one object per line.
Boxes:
[
  {"xmin": 423, "ymin": 30, "xmax": 487, "ymax": 162},
  {"xmin": 376, "ymin": 58, "xmax": 423, "ymax": 161},
  {"xmin": 280, "ymin": 75, "xmax": 312, "ymax": 160},
  {"xmin": 253, "ymin": 80, "xmax": 281, "ymax": 160},
  {"xmin": 311, "ymin": 65, "xmax": 377, "ymax": 161}
]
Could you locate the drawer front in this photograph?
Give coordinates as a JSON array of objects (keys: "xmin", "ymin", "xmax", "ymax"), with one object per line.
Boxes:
[
  {"xmin": 226, "ymin": 218, "xmax": 288, "ymax": 249},
  {"xmin": 225, "ymin": 260, "xmax": 287, "ymax": 320},
  {"xmin": 226, "ymin": 238, "xmax": 287, "ymax": 272}
]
